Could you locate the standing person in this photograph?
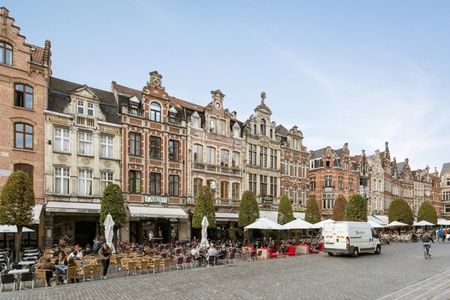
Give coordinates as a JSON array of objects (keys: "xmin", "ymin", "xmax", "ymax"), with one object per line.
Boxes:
[
  {"xmin": 148, "ymin": 231, "xmax": 154, "ymax": 243},
  {"xmin": 437, "ymin": 227, "xmax": 443, "ymax": 243},
  {"xmin": 99, "ymin": 243, "xmax": 112, "ymax": 279}
]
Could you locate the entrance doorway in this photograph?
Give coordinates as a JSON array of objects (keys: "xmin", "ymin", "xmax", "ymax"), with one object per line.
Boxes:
[{"xmin": 75, "ymin": 221, "xmax": 97, "ymax": 247}]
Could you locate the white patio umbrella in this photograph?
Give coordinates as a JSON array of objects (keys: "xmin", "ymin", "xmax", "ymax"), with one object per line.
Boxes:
[
  {"xmin": 200, "ymin": 216, "xmax": 210, "ymax": 248},
  {"xmin": 311, "ymin": 219, "xmax": 335, "ymax": 229},
  {"xmin": 368, "ymin": 220, "xmax": 385, "ymax": 229},
  {"xmin": 385, "ymin": 221, "xmax": 408, "ymax": 227},
  {"xmin": 244, "ymin": 218, "xmax": 284, "ymax": 231},
  {"xmin": 282, "ymin": 219, "xmax": 313, "ymax": 230},
  {"xmin": 413, "ymin": 220, "xmax": 435, "ymax": 226},
  {"xmin": 103, "ymin": 214, "xmax": 116, "ymax": 253},
  {"xmin": 0, "ymin": 225, "xmax": 34, "ymax": 233}
]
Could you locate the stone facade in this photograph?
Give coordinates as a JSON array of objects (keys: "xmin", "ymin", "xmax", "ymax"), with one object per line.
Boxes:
[
  {"xmin": 277, "ymin": 125, "xmax": 309, "ymax": 211},
  {"xmin": 243, "ymin": 93, "xmax": 281, "ymax": 209},
  {"xmin": 367, "ymin": 150, "xmax": 385, "ymax": 214},
  {"xmin": 308, "ymin": 143, "xmax": 360, "ymax": 218},
  {"xmin": 0, "ymin": 7, "xmax": 50, "ymax": 248},
  {"xmin": 44, "ymin": 78, "xmax": 121, "ymax": 246},
  {"xmin": 440, "ymin": 163, "xmax": 450, "ymax": 218}
]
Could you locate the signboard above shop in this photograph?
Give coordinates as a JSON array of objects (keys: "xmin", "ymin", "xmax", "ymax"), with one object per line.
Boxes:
[{"xmin": 144, "ymin": 195, "xmax": 168, "ymax": 204}]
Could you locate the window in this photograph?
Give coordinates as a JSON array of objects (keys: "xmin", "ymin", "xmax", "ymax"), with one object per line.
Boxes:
[
  {"xmin": 150, "ymin": 173, "xmax": 161, "ymax": 195},
  {"xmin": 310, "ymin": 177, "xmax": 316, "ymax": 190},
  {"xmin": 301, "ymin": 189, "xmax": 306, "ymax": 206},
  {"xmin": 206, "ymin": 147, "xmax": 216, "ymax": 165},
  {"xmin": 191, "ymin": 112, "xmax": 201, "ymax": 128},
  {"xmin": 217, "ymin": 119, "xmax": 226, "ymax": 135},
  {"xmin": 270, "ymin": 149, "xmax": 278, "ymax": 169},
  {"xmin": 221, "ymin": 149, "xmax": 229, "ymax": 167},
  {"xmin": 150, "ymin": 102, "xmax": 161, "ymax": 122},
  {"xmin": 260, "ymin": 175, "xmax": 268, "ymax": 196},
  {"xmin": 248, "ymin": 144, "xmax": 257, "ymax": 166},
  {"xmin": 54, "ymin": 167, "xmax": 69, "ymax": 194},
  {"xmin": 349, "ymin": 178, "xmax": 354, "ymax": 191},
  {"xmin": 326, "ymin": 160, "xmax": 331, "ymax": 168},
  {"xmin": 232, "ymin": 183, "xmax": 240, "ymax": 200},
  {"xmin": 249, "ymin": 174, "xmax": 257, "ymax": 194},
  {"xmin": 129, "ymin": 170, "xmax": 141, "ymax": 193},
  {"xmin": 232, "ymin": 151, "xmax": 240, "ymax": 168},
  {"xmin": 311, "ymin": 159, "xmax": 323, "ymax": 169},
  {"xmin": 220, "ymin": 181, "xmax": 229, "ymax": 199},
  {"xmin": 169, "ymin": 175, "xmax": 179, "ymax": 196},
  {"xmin": 207, "ymin": 180, "xmax": 216, "ymax": 195},
  {"xmin": 169, "ymin": 107, "xmax": 177, "ymax": 123},
  {"xmin": 284, "ymin": 186, "xmax": 289, "ymax": 196},
  {"xmin": 260, "ymin": 119, "xmax": 266, "ymax": 136},
  {"xmin": 14, "ymin": 84, "xmax": 33, "ymax": 109},
  {"xmin": 129, "ymin": 133, "xmax": 141, "ymax": 156},
  {"xmin": 260, "ymin": 147, "xmax": 267, "ymax": 168},
  {"xmin": 193, "ymin": 144, "xmax": 203, "ymax": 163},
  {"xmin": 14, "ymin": 163, "xmax": 33, "ymax": 185},
  {"xmin": 253, "ymin": 124, "xmax": 257, "ymax": 135},
  {"xmin": 232, "ymin": 123, "xmax": 240, "ymax": 138},
  {"xmin": 293, "ymin": 162, "xmax": 298, "ymax": 177},
  {"xmin": 325, "ymin": 175, "xmax": 333, "ymax": 187},
  {"xmin": 292, "ymin": 189, "xmax": 297, "ymax": 203},
  {"xmin": 270, "ymin": 176, "xmax": 277, "ymax": 198},
  {"xmin": 52, "ymin": 127, "xmax": 70, "ymax": 152},
  {"xmin": 193, "ymin": 178, "xmax": 203, "ymax": 198},
  {"xmin": 338, "ymin": 176, "xmax": 344, "ymax": 189},
  {"xmin": 100, "ymin": 135, "xmax": 114, "ymax": 158},
  {"xmin": 100, "ymin": 171, "xmax": 114, "ymax": 195},
  {"xmin": 447, "ymin": 178, "xmax": 450, "ymax": 186},
  {"xmin": 78, "ymin": 131, "xmax": 93, "ymax": 155},
  {"xmin": 168, "ymin": 140, "xmax": 179, "ymax": 161},
  {"xmin": 301, "ymin": 164, "xmax": 306, "ymax": 178},
  {"xmin": 129, "ymin": 98, "xmax": 141, "ymax": 116},
  {"xmin": 77, "ymin": 100, "xmax": 84, "ymax": 114},
  {"xmin": 209, "ymin": 117, "xmax": 216, "ymax": 133},
  {"xmin": 323, "ymin": 193, "xmax": 334, "ymax": 209},
  {"xmin": 284, "ymin": 160, "xmax": 289, "ymax": 175},
  {"xmin": 0, "ymin": 42, "xmax": 12, "ymax": 65},
  {"xmin": 149, "ymin": 136, "xmax": 161, "ymax": 159},
  {"xmin": 14, "ymin": 123, "xmax": 33, "ymax": 149},
  {"xmin": 87, "ymin": 102, "xmax": 94, "ymax": 117},
  {"xmin": 78, "ymin": 169, "xmax": 93, "ymax": 196}
]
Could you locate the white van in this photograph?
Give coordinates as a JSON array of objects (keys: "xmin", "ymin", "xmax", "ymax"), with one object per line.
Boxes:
[{"xmin": 323, "ymin": 221, "xmax": 381, "ymax": 257}]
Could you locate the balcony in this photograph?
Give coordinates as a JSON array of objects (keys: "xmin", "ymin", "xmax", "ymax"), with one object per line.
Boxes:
[
  {"xmin": 76, "ymin": 116, "xmax": 95, "ymax": 127},
  {"xmin": 324, "ymin": 186, "xmax": 334, "ymax": 193},
  {"xmin": 193, "ymin": 162, "xmax": 205, "ymax": 170},
  {"xmin": 215, "ymin": 198, "xmax": 239, "ymax": 207},
  {"xmin": 121, "ymin": 105, "xmax": 144, "ymax": 117}
]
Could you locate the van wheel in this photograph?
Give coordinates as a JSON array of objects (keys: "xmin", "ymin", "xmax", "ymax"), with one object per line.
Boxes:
[
  {"xmin": 375, "ymin": 245, "xmax": 381, "ymax": 255},
  {"xmin": 352, "ymin": 248, "xmax": 359, "ymax": 257}
]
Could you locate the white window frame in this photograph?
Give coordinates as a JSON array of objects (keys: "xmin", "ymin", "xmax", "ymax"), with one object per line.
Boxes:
[
  {"xmin": 87, "ymin": 102, "xmax": 94, "ymax": 117},
  {"xmin": 77, "ymin": 100, "xmax": 84, "ymax": 115},
  {"xmin": 100, "ymin": 135, "xmax": 114, "ymax": 158},
  {"xmin": 54, "ymin": 127, "xmax": 70, "ymax": 152},
  {"xmin": 78, "ymin": 131, "xmax": 93, "ymax": 155},
  {"xmin": 54, "ymin": 167, "xmax": 69, "ymax": 194},
  {"xmin": 100, "ymin": 171, "xmax": 114, "ymax": 195},
  {"xmin": 206, "ymin": 147, "xmax": 216, "ymax": 165},
  {"xmin": 78, "ymin": 169, "xmax": 93, "ymax": 196}
]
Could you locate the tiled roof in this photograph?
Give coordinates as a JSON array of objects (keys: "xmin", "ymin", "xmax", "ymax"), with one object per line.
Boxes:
[
  {"xmin": 112, "ymin": 82, "xmax": 142, "ymax": 98},
  {"xmin": 441, "ymin": 163, "xmax": 450, "ymax": 177},
  {"xmin": 29, "ymin": 44, "xmax": 44, "ymax": 64},
  {"xmin": 48, "ymin": 77, "xmax": 119, "ymax": 124}
]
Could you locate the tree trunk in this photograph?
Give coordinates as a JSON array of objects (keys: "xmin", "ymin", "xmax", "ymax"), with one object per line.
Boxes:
[
  {"xmin": 15, "ymin": 226, "xmax": 22, "ymax": 263},
  {"xmin": 113, "ymin": 227, "xmax": 118, "ymax": 252}
]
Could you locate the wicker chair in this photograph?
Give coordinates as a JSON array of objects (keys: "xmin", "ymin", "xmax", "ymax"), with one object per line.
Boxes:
[
  {"xmin": 76, "ymin": 265, "xmax": 91, "ymax": 282},
  {"xmin": 65, "ymin": 266, "xmax": 76, "ymax": 284},
  {"xmin": 110, "ymin": 254, "xmax": 121, "ymax": 271},
  {"xmin": 137, "ymin": 260, "xmax": 148, "ymax": 275},
  {"xmin": 90, "ymin": 264, "xmax": 102, "ymax": 280},
  {"xmin": 35, "ymin": 269, "xmax": 50, "ymax": 287}
]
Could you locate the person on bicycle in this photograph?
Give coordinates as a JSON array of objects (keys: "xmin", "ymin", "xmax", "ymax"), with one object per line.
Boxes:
[{"xmin": 422, "ymin": 231, "xmax": 434, "ymax": 256}]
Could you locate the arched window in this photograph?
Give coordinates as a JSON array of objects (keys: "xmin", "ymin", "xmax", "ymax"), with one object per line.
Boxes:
[
  {"xmin": 14, "ymin": 84, "xmax": 33, "ymax": 109},
  {"xmin": 260, "ymin": 119, "xmax": 266, "ymax": 136},
  {"xmin": 0, "ymin": 42, "xmax": 12, "ymax": 65},
  {"xmin": 150, "ymin": 102, "xmax": 161, "ymax": 122},
  {"xmin": 14, "ymin": 123, "xmax": 33, "ymax": 150}
]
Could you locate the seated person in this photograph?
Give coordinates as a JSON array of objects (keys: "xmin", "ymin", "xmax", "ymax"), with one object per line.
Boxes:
[{"xmin": 36, "ymin": 258, "xmax": 55, "ymax": 286}]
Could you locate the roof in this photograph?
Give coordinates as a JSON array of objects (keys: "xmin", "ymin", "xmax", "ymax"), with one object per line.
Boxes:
[
  {"xmin": 48, "ymin": 77, "xmax": 119, "ymax": 124},
  {"xmin": 30, "ymin": 45, "xmax": 44, "ymax": 64},
  {"xmin": 275, "ymin": 124, "xmax": 288, "ymax": 136},
  {"xmin": 112, "ymin": 81, "xmax": 142, "ymax": 98},
  {"xmin": 441, "ymin": 163, "xmax": 450, "ymax": 177},
  {"xmin": 310, "ymin": 148, "xmax": 326, "ymax": 160}
]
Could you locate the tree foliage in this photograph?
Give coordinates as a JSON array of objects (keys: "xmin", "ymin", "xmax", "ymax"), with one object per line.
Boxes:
[
  {"xmin": 345, "ymin": 194, "xmax": 368, "ymax": 221},
  {"xmin": 0, "ymin": 171, "xmax": 34, "ymax": 262},
  {"xmin": 417, "ymin": 201, "xmax": 437, "ymax": 225},
  {"xmin": 238, "ymin": 191, "xmax": 259, "ymax": 228},
  {"xmin": 192, "ymin": 186, "xmax": 216, "ymax": 229},
  {"xmin": 388, "ymin": 198, "xmax": 414, "ymax": 225},
  {"xmin": 305, "ymin": 195, "xmax": 321, "ymax": 224},
  {"xmin": 277, "ymin": 195, "xmax": 294, "ymax": 225},
  {"xmin": 332, "ymin": 195, "xmax": 347, "ymax": 221},
  {"xmin": 100, "ymin": 184, "xmax": 127, "ymax": 228}
]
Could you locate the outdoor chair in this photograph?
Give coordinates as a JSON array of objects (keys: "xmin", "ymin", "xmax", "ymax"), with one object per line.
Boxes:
[
  {"xmin": 121, "ymin": 258, "xmax": 136, "ymax": 276},
  {"xmin": 110, "ymin": 254, "xmax": 121, "ymax": 271},
  {"xmin": 137, "ymin": 260, "xmax": 148, "ymax": 275},
  {"xmin": 76, "ymin": 265, "xmax": 91, "ymax": 282},
  {"xmin": 35, "ymin": 269, "xmax": 50, "ymax": 287},
  {"xmin": 90, "ymin": 264, "xmax": 102, "ymax": 280},
  {"xmin": 74, "ymin": 260, "xmax": 82, "ymax": 269},
  {"xmin": 153, "ymin": 258, "xmax": 161, "ymax": 273},
  {"xmin": 19, "ymin": 272, "xmax": 34, "ymax": 290},
  {"xmin": 64, "ymin": 266, "xmax": 76, "ymax": 284},
  {"xmin": 0, "ymin": 273, "xmax": 16, "ymax": 292}
]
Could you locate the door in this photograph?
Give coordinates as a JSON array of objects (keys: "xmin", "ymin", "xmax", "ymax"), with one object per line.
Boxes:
[{"xmin": 75, "ymin": 221, "xmax": 97, "ymax": 247}]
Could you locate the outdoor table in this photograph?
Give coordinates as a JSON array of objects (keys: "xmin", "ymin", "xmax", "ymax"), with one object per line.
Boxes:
[
  {"xmin": 23, "ymin": 252, "xmax": 39, "ymax": 257},
  {"xmin": 18, "ymin": 261, "xmax": 35, "ymax": 269},
  {"xmin": 8, "ymin": 268, "xmax": 30, "ymax": 274}
]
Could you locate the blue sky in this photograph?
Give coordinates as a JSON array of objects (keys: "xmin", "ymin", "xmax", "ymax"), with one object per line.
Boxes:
[{"xmin": 4, "ymin": 0, "xmax": 450, "ymax": 171}]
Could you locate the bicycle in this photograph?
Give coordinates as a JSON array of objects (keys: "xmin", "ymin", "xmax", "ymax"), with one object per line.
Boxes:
[{"xmin": 423, "ymin": 242, "xmax": 431, "ymax": 259}]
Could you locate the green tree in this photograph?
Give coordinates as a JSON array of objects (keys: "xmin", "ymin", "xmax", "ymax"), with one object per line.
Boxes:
[
  {"xmin": 0, "ymin": 171, "xmax": 34, "ymax": 262},
  {"xmin": 305, "ymin": 195, "xmax": 321, "ymax": 224},
  {"xmin": 100, "ymin": 184, "xmax": 127, "ymax": 248},
  {"xmin": 238, "ymin": 191, "xmax": 259, "ymax": 228},
  {"xmin": 332, "ymin": 195, "xmax": 347, "ymax": 221},
  {"xmin": 345, "ymin": 194, "xmax": 368, "ymax": 221},
  {"xmin": 277, "ymin": 195, "xmax": 294, "ymax": 225},
  {"xmin": 192, "ymin": 186, "xmax": 216, "ymax": 228},
  {"xmin": 417, "ymin": 201, "xmax": 437, "ymax": 224},
  {"xmin": 388, "ymin": 198, "xmax": 414, "ymax": 225}
]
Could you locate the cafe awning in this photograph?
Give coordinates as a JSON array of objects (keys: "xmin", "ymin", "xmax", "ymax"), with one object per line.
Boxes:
[
  {"xmin": 32, "ymin": 204, "xmax": 43, "ymax": 224},
  {"xmin": 216, "ymin": 212, "xmax": 238, "ymax": 222},
  {"xmin": 128, "ymin": 205, "xmax": 187, "ymax": 219},
  {"xmin": 46, "ymin": 201, "xmax": 101, "ymax": 214}
]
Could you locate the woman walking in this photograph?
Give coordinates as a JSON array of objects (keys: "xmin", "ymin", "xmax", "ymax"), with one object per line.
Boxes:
[{"xmin": 99, "ymin": 243, "xmax": 112, "ymax": 279}]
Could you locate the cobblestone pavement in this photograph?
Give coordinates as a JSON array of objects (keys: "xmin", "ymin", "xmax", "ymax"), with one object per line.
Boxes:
[{"xmin": 3, "ymin": 243, "xmax": 450, "ymax": 300}]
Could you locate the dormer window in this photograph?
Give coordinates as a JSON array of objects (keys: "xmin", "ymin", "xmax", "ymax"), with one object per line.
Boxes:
[
  {"xmin": 191, "ymin": 112, "xmax": 201, "ymax": 128},
  {"xmin": 208, "ymin": 117, "xmax": 216, "ymax": 133},
  {"xmin": 260, "ymin": 119, "xmax": 266, "ymax": 136},
  {"xmin": 77, "ymin": 100, "xmax": 84, "ymax": 114},
  {"xmin": 129, "ymin": 96, "xmax": 141, "ymax": 116},
  {"xmin": 169, "ymin": 107, "xmax": 177, "ymax": 123},
  {"xmin": 0, "ymin": 42, "xmax": 12, "ymax": 65},
  {"xmin": 87, "ymin": 102, "xmax": 94, "ymax": 117},
  {"xmin": 232, "ymin": 123, "xmax": 240, "ymax": 138},
  {"xmin": 150, "ymin": 101, "xmax": 161, "ymax": 122}
]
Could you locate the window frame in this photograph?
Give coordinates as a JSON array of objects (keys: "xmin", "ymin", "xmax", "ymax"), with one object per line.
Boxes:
[
  {"xmin": 54, "ymin": 166, "xmax": 70, "ymax": 195},
  {"xmin": 14, "ymin": 83, "xmax": 33, "ymax": 109},
  {"xmin": 78, "ymin": 131, "xmax": 93, "ymax": 156},
  {"xmin": 129, "ymin": 132, "xmax": 142, "ymax": 156},
  {"xmin": 169, "ymin": 175, "xmax": 179, "ymax": 196},
  {"xmin": 78, "ymin": 169, "xmax": 93, "ymax": 196},
  {"xmin": 54, "ymin": 127, "xmax": 70, "ymax": 153},
  {"xmin": 150, "ymin": 172, "xmax": 161, "ymax": 195},
  {"xmin": 220, "ymin": 181, "xmax": 229, "ymax": 199},
  {"xmin": 168, "ymin": 140, "xmax": 179, "ymax": 162},
  {"xmin": 14, "ymin": 123, "xmax": 33, "ymax": 150},
  {"xmin": 100, "ymin": 171, "xmax": 114, "ymax": 195},
  {"xmin": 232, "ymin": 182, "xmax": 240, "ymax": 201},
  {"xmin": 149, "ymin": 136, "xmax": 161, "ymax": 159},
  {"xmin": 150, "ymin": 101, "xmax": 161, "ymax": 122},
  {"xmin": 129, "ymin": 170, "xmax": 142, "ymax": 194},
  {"xmin": 0, "ymin": 42, "xmax": 12, "ymax": 65}
]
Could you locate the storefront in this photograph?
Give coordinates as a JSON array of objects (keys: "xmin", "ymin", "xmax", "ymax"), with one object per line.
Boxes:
[
  {"xmin": 128, "ymin": 205, "xmax": 188, "ymax": 244},
  {"xmin": 45, "ymin": 201, "xmax": 101, "ymax": 247},
  {"xmin": 215, "ymin": 212, "xmax": 239, "ymax": 240}
]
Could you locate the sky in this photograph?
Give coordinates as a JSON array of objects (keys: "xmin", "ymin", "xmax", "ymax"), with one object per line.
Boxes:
[{"xmin": 3, "ymin": 0, "xmax": 450, "ymax": 171}]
